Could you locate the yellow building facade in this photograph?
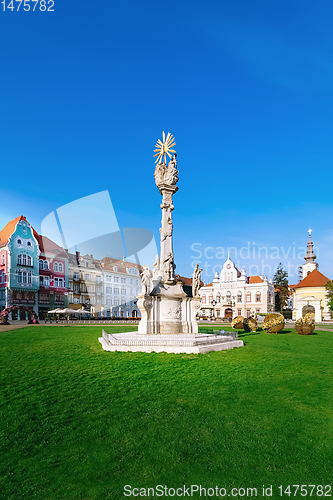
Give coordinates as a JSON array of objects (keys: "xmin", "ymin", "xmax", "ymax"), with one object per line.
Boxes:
[{"xmin": 292, "ymin": 231, "xmax": 331, "ymax": 322}]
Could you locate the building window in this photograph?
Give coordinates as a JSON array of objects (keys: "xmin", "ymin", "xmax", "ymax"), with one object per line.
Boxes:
[
  {"xmin": 256, "ymin": 292, "xmax": 261, "ymax": 302},
  {"xmin": 39, "ymin": 260, "xmax": 44, "ymax": 269},
  {"xmin": 237, "ymin": 292, "xmax": 242, "ymax": 303},
  {"xmin": 114, "ymin": 288, "xmax": 119, "ymax": 294},
  {"xmin": 202, "ymin": 295, "xmax": 206, "ymax": 304},
  {"xmin": 121, "ymin": 288, "xmax": 126, "ymax": 295},
  {"xmin": 86, "ymin": 262, "xmax": 89, "ymax": 268},
  {"xmin": 96, "ymin": 276, "xmax": 101, "ymax": 284},
  {"xmin": 74, "ymin": 273, "xmax": 79, "ymax": 280},
  {"xmin": 121, "ymin": 296, "xmax": 126, "ymax": 304},
  {"xmin": 246, "ymin": 293, "xmax": 251, "ymax": 303},
  {"xmin": 121, "ymin": 277, "xmax": 126, "ymax": 284},
  {"xmin": 74, "ymin": 298, "xmax": 80, "ymax": 304},
  {"xmin": 114, "ymin": 266, "xmax": 118, "ymax": 272},
  {"xmin": 58, "ymin": 263, "xmax": 63, "ymax": 273},
  {"xmin": 27, "ymin": 241, "xmax": 32, "ymax": 247},
  {"xmin": 238, "ymin": 309, "xmax": 242, "ymax": 316},
  {"xmin": 54, "ymin": 262, "xmax": 59, "ymax": 272},
  {"xmin": 1, "ymin": 254, "xmax": 4, "ymax": 265},
  {"xmin": 74, "ymin": 285, "xmax": 79, "ymax": 292},
  {"xmin": 216, "ymin": 293, "xmax": 221, "ymax": 303},
  {"xmin": 106, "ymin": 287, "xmax": 111, "ymax": 294},
  {"xmin": 17, "ymin": 239, "xmax": 22, "ymax": 245},
  {"xmin": 114, "ymin": 277, "xmax": 119, "ymax": 283},
  {"xmin": 106, "ymin": 298, "xmax": 111, "ymax": 306},
  {"xmin": 44, "ymin": 261, "xmax": 49, "ymax": 270},
  {"xmin": 247, "ymin": 309, "xmax": 251, "ymax": 318},
  {"xmin": 226, "ymin": 291, "xmax": 231, "ymax": 302},
  {"xmin": 18, "ymin": 255, "xmax": 32, "ymax": 266},
  {"xmin": 268, "ymin": 293, "xmax": 271, "ymax": 303},
  {"xmin": 85, "ymin": 274, "xmax": 90, "ymax": 281},
  {"xmin": 256, "ymin": 308, "xmax": 260, "ymax": 313},
  {"xmin": 54, "ymin": 278, "xmax": 64, "ymax": 287},
  {"xmin": 114, "ymin": 298, "xmax": 119, "ymax": 306}
]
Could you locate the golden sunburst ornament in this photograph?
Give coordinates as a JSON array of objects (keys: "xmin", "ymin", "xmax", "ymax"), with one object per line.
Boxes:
[{"xmin": 153, "ymin": 131, "xmax": 176, "ymax": 164}]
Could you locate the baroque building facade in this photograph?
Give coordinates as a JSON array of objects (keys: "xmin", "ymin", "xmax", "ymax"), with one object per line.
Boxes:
[
  {"xmin": 0, "ymin": 216, "xmax": 69, "ymax": 319},
  {"xmin": 0, "ymin": 216, "xmax": 143, "ymax": 319},
  {"xmin": 198, "ymin": 256, "xmax": 275, "ymax": 319}
]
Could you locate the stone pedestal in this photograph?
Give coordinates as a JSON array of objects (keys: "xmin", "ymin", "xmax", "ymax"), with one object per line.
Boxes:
[{"xmin": 137, "ymin": 281, "xmax": 201, "ymax": 335}]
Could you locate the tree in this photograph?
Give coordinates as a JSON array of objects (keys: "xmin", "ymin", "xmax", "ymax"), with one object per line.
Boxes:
[
  {"xmin": 325, "ymin": 280, "xmax": 333, "ymax": 318},
  {"xmin": 273, "ymin": 263, "xmax": 289, "ymax": 312}
]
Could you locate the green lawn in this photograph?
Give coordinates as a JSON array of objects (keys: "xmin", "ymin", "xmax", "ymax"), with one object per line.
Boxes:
[{"xmin": 1, "ymin": 325, "xmax": 333, "ymax": 500}]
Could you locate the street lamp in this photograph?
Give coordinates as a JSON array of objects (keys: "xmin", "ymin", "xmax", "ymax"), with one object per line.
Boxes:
[{"xmin": 211, "ymin": 299, "xmax": 217, "ymax": 321}]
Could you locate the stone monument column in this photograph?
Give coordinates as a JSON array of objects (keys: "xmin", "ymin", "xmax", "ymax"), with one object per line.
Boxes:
[{"xmin": 137, "ymin": 132, "xmax": 200, "ymax": 335}]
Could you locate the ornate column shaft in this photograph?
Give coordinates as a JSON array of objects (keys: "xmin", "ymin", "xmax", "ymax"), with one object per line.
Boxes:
[{"xmin": 159, "ymin": 183, "xmax": 178, "ymax": 283}]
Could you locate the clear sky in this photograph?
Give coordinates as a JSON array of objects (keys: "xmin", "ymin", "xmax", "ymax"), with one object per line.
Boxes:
[{"xmin": 1, "ymin": 0, "xmax": 333, "ymax": 283}]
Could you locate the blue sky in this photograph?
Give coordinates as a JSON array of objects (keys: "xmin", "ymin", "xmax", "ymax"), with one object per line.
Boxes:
[{"xmin": 1, "ymin": 0, "xmax": 333, "ymax": 282}]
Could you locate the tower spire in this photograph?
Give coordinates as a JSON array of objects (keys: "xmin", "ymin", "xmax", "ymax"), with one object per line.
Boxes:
[
  {"xmin": 304, "ymin": 229, "xmax": 316, "ymax": 264},
  {"xmin": 302, "ymin": 229, "xmax": 318, "ymax": 278}
]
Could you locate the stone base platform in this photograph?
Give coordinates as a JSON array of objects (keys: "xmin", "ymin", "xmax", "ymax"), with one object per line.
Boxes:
[{"xmin": 99, "ymin": 330, "xmax": 244, "ymax": 354}]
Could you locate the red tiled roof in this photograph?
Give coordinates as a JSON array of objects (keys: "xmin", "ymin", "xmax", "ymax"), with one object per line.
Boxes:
[
  {"xmin": 101, "ymin": 256, "xmax": 143, "ymax": 271},
  {"xmin": 0, "ymin": 216, "xmax": 27, "ymax": 246},
  {"xmin": 202, "ymin": 282, "xmax": 213, "ymax": 288},
  {"xmin": 175, "ymin": 274, "xmax": 204, "ymax": 287},
  {"xmin": 249, "ymin": 276, "xmax": 264, "ymax": 284},
  {"xmin": 34, "ymin": 234, "xmax": 67, "ymax": 258},
  {"xmin": 293, "ymin": 269, "xmax": 330, "ymax": 289}
]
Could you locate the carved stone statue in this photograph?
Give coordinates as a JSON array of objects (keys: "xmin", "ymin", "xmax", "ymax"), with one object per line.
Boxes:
[
  {"xmin": 192, "ymin": 263, "xmax": 203, "ymax": 297},
  {"xmin": 163, "ymin": 252, "xmax": 176, "ymax": 282},
  {"xmin": 152, "ymin": 255, "xmax": 161, "ymax": 280},
  {"xmin": 141, "ymin": 265, "xmax": 152, "ymax": 295},
  {"xmin": 154, "ymin": 154, "xmax": 178, "ymax": 189},
  {"xmin": 160, "ymin": 215, "xmax": 173, "ymax": 242}
]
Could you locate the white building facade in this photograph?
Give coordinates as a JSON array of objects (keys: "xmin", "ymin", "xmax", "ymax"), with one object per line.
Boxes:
[
  {"xmin": 101, "ymin": 258, "xmax": 142, "ymax": 317},
  {"xmin": 199, "ymin": 257, "xmax": 275, "ymax": 319}
]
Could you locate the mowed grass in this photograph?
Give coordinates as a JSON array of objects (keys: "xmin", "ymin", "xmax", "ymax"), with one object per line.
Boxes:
[{"xmin": 1, "ymin": 325, "xmax": 333, "ymax": 500}]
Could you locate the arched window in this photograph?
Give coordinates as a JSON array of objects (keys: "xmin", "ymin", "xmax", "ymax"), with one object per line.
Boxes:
[
  {"xmin": 268, "ymin": 293, "xmax": 271, "ymax": 303},
  {"xmin": 216, "ymin": 293, "xmax": 221, "ymax": 303},
  {"xmin": 256, "ymin": 292, "xmax": 261, "ymax": 302},
  {"xmin": 2, "ymin": 254, "xmax": 5, "ymax": 265},
  {"xmin": 27, "ymin": 256, "xmax": 32, "ymax": 266},
  {"xmin": 58, "ymin": 263, "xmax": 63, "ymax": 273},
  {"xmin": 18, "ymin": 255, "xmax": 22, "ymax": 265},
  {"xmin": 202, "ymin": 295, "xmax": 206, "ymax": 304},
  {"xmin": 54, "ymin": 262, "xmax": 59, "ymax": 272},
  {"xmin": 246, "ymin": 292, "xmax": 251, "ymax": 303},
  {"xmin": 17, "ymin": 239, "xmax": 22, "ymax": 245},
  {"xmin": 237, "ymin": 291, "xmax": 242, "ymax": 303},
  {"xmin": 39, "ymin": 260, "xmax": 44, "ymax": 269},
  {"xmin": 226, "ymin": 291, "xmax": 231, "ymax": 302},
  {"xmin": 209, "ymin": 294, "xmax": 213, "ymax": 304},
  {"xmin": 27, "ymin": 241, "xmax": 32, "ymax": 247},
  {"xmin": 43, "ymin": 261, "xmax": 49, "ymax": 270}
]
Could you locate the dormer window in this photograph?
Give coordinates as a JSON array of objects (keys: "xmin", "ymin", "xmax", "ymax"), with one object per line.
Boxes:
[
  {"xmin": 17, "ymin": 239, "xmax": 22, "ymax": 245},
  {"xmin": 27, "ymin": 241, "xmax": 31, "ymax": 247}
]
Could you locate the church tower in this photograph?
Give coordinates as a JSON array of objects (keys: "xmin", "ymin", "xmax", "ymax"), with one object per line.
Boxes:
[{"xmin": 302, "ymin": 229, "xmax": 318, "ymax": 279}]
